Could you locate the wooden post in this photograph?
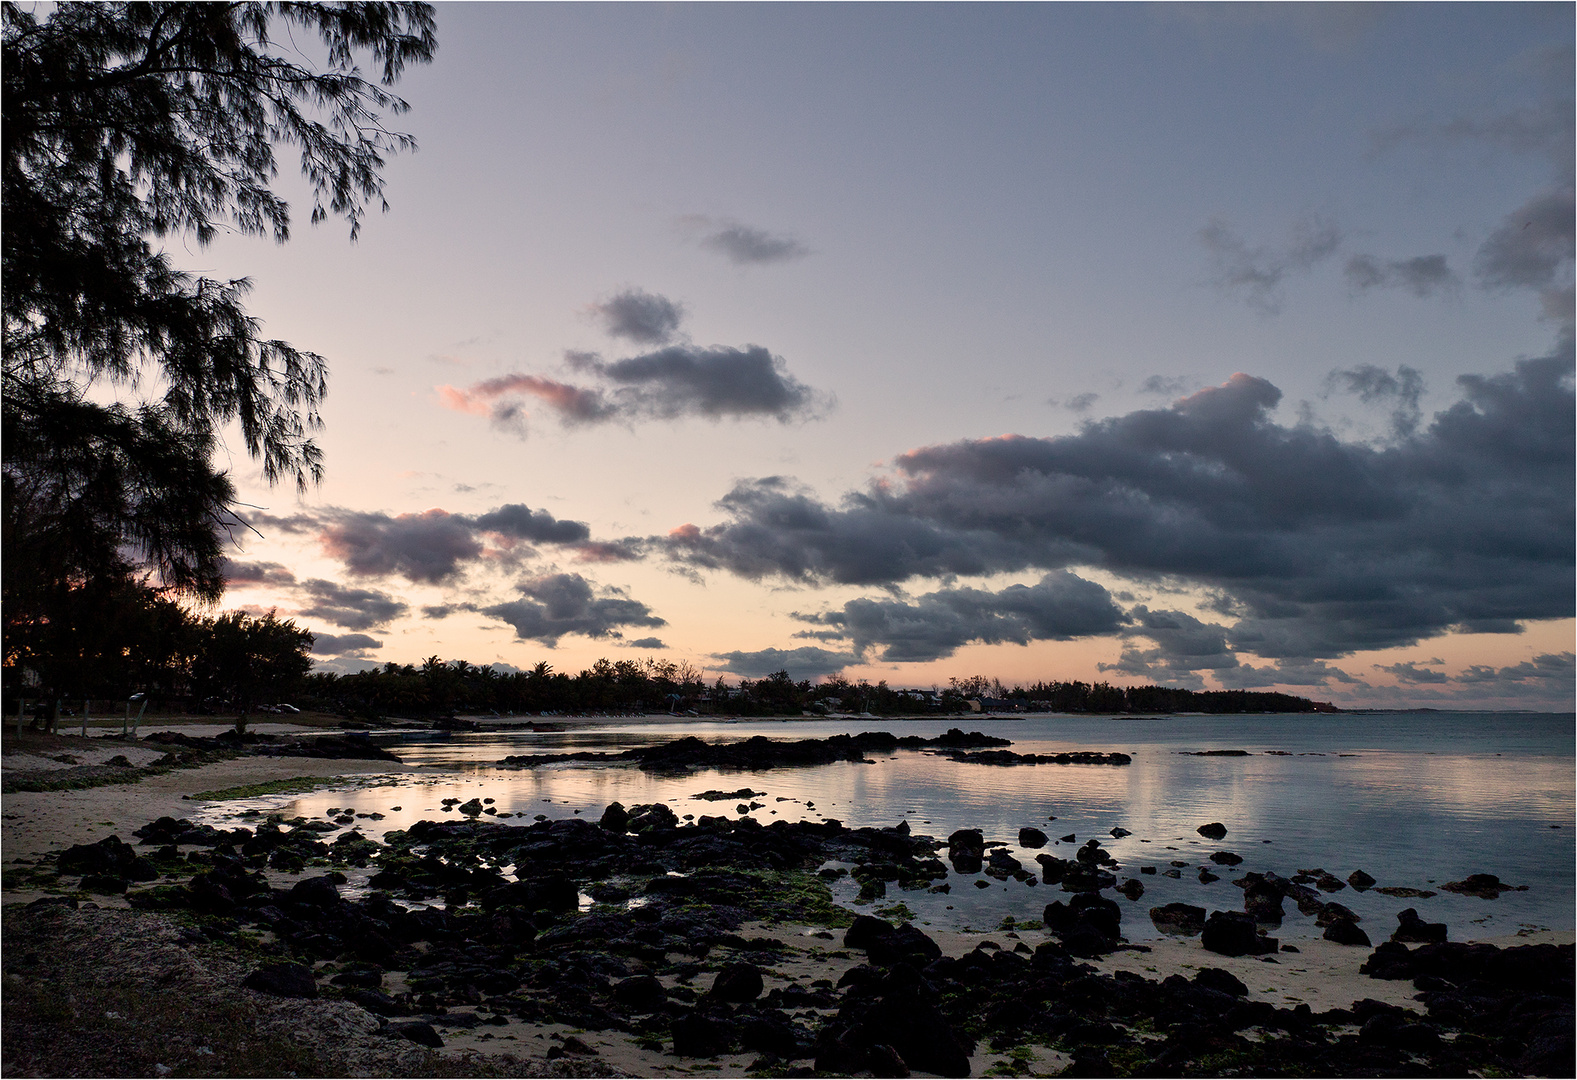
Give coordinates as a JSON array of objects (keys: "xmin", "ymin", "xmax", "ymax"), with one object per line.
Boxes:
[{"xmin": 82, "ymin": 699, "xmax": 89, "ymax": 738}]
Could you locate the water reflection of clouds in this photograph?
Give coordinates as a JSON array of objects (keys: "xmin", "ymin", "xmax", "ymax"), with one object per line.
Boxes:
[{"xmin": 196, "ymin": 714, "xmax": 1573, "ymax": 939}]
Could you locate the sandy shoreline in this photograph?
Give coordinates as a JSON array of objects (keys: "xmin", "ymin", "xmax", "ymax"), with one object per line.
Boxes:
[
  {"xmin": 4, "ymin": 724, "xmax": 1572, "ymax": 1077},
  {"xmin": 3, "ymin": 728, "xmax": 418, "ymax": 866}
]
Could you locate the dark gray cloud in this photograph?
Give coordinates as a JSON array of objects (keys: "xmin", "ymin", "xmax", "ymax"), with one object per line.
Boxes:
[
  {"xmin": 1096, "ymin": 607, "xmax": 1239, "ymax": 690},
  {"xmin": 1375, "ymin": 659, "xmax": 1451, "ymax": 684},
  {"xmin": 698, "ymin": 221, "xmax": 809, "ymax": 265},
  {"xmin": 221, "ymin": 558, "xmax": 297, "ymax": 587},
  {"xmin": 1325, "ymin": 364, "xmax": 1425, "ymax": 437},
  {"xmin": 481, "ymin": 573, "xmax": 665, "ymax": 646},
  {"xmin": 575, "ymin": 345, "xmax": 822, "ymax": 422},
  {"xmin": 260, "ymin": 504, "xmax": 597, "ymax": 584},
  {"xmin": 1200, "ymin": 214, "xmax": 1341, "ymax": 312},
  {"xmin": 624, "ymin": 637, "xmax": 668, "ymax": 649},
  {"xmin": 711, "ymin": 646, "xmax": 859, "ymax": 680},
  {"xmin": 438, "ymin": 345, "xmax": 825, "ymax": 432},
  {"xmin": 309, "ymin": 632, "xmax": 382, "ymax": 657},
  {"xmin": 591, "ymin": 289, "xmax": 686, "ymax": 345},
  {"xmin": 1458, "ymin": 651, "xmax": 1575, "ymax": 686},
  {"xmin": 796, "ymin": 572, "xmax": 1129, "ymax": 663},
  {"xmin": 297, "ymin": 579, "xmax": 409, "ymax": 631},
  {"xmin": 1344, "ymin": 254, "xmax": 1459, "ymax": 298},
  {"xmin": 1474, "ymin": 188, "xmax": 1575, "ymax": 294},
  {"xmin": 310, "ymin": 508, "xmax": 483, "ymax": 583},
  {"xmin": 660, "ymin": 350, "xmax": 1574, "ymax": 665},
  {"xmin": 473, "ymin": 504, "xmax": 592, "ymax": 544},
  {"xmin": 1213, "ymin": 658, "xmax": 1362, "ymax": 689}
]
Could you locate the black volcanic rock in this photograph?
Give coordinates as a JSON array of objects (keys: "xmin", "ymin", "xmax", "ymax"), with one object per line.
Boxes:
[
  {"xmin": 1202, "ymin": 910, "xmax": 1277, "ymax": 956},
  {"xmin": 1150, "ymin": 902, "xmax": 1207, "ymax": 936},
  {"xmin": 1392, "ymin": 908, "xmax": 1448, "ymax": 944}
]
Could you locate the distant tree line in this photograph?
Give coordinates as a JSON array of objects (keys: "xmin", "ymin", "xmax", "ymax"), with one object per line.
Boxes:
[
  {"xmin": 3, "ymin": 581, "xmax": 1330, "ymax": 724},
  {"xmin": 295, "ymin": 662, "xmax": 1332, "ymax": 720}
]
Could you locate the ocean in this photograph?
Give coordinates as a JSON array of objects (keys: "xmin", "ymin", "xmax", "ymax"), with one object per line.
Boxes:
[{"xmin": 209, "ymin": 711, "xmax": 1576, "ymax": 942}]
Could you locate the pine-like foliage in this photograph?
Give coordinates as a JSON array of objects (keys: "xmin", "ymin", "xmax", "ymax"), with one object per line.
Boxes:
[
  {"xmin": 2, "ymin": 2, "xmax": 434, "ymax": 697},
  {"xmin": 3, "ymin": 0, "xmax": 432, "ymax": 580}
]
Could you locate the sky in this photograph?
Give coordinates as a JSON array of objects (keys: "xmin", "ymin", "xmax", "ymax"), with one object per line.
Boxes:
[{"xmin": 187, "ymin": 3, "xmax": 1573, "ymax": 710}]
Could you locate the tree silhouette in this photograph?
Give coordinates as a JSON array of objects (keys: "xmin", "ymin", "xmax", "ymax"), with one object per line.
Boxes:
[{"xmin": 2, "ymin": 2, "xmax": 436, "ymax": 636}]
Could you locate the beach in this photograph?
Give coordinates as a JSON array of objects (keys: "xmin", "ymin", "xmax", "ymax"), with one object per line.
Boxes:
[{"xmin": 4, "ymin": 716, "xmax": 1573, "ymax": 1077}]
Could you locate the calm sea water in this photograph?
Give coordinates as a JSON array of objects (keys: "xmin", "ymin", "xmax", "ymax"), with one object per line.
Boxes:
[{"xmin": 206, "ymin": 712, "xmax": 1575, "ymax": 942}]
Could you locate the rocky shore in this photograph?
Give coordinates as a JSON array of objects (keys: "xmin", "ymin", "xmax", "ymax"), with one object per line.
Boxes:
[
  {"xmin": 500, "ymin": 729, "xmax": 1019, "ymax": 771},
  {"xmin": 5, "ymin": 794, "xmax": 1571, "ymax": 1078}
]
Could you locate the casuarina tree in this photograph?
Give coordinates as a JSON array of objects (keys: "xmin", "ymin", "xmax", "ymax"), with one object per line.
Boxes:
[{"xmin": 2, "ymin": 2, "xmax": 436, "ymax": 697}]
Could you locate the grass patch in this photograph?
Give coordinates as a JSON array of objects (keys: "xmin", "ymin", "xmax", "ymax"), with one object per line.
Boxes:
[
  {"xmin": 187, "ymin": 776, "xmax": 329, "ymax": 801},
  {"xmin": 874, "ymin": 902, "xmax": 917, "ymax": 922},
  {"xmin": 1, "ymin": 750, "xmax": 237, "ymax": 793}
]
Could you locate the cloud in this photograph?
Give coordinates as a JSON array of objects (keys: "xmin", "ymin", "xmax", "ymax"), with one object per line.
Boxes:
[
  {"xmin": 473, "ymin": 504, "xmax": 592, "ymax": 544},
  {"xmin": 1141, "ymin": 375, "xmax": 1195, "ymax": 397},
  {"xmin": 1375, "ymin": 660, "xmax": 1452, "ymax": 684},
  {"xmin": 296, "ymin": 579, "xmax": 409, "ymax": 631},
  {"xmin": 690, "ymin": 218, "xmax": 809, "ymax": 265},
  {"xmin": 1370, "ymin": 83, "xmax": 1574, "ymax": 164},
  {"xmin": 590, "ymin": 289, "xmax": 686, "ymax": 345},
  {"xmin": 659, "ymin": 350, "xmax": 1575, "ymax": 665},
  {"xmin": 711, "ymin": 646, "xmax": 858, "ymax": 680},
  {"xmin": 439, "ymin": 345, "xmax": 825, "ymax": 433},
  {"xmin": 309, "ymin": 632, "xmax": 382, "ymax": 657},
  {"xmin": 1344, "ymin": 254, "xmax": 1459, "ymax": 298},
  {"xmin": 624, "ymin": 637, "xmax": 668, "ymax": 649},
  {"xmin": 1095, "ymin": 607, "xmax": 1239, "ymax": 689},
  {"xmin": 314, "ymin": 508, "xmax": 485, "ymax": 584},
  {"xmin": 221, "ymin": 558, "xmax": 297, "ymax": 587},
  {"xmin": 1474, "ymin": 188, "xmax": 1575, "ymax": 295},
  {"xmin": 797, "ymin": 572, "xmax": 1129, "ymax": 663},
  {"xmin": 1200, "ymin": 214, "xmax": 1341, "ymax": 312},
  {"xmin": 1325, "ymin": 363, "xmax": 1425, "ymax": 437},
  {"xmin": 570, "ymin": 539, "xmax": 644, "ymax": 563},
  {"xmin": 437, "ymin": 374, "xmax": 614, "ymax": 432},
  {"xmin": 1214, "ymin": 658, "xmax": 1362, "ymax": 689},
  {"xmin": 481, "ymin": 573, "xmax": 665, "ymax": 646},
  {"xmin": 260, "ymin": 503, "xmax": 596, "ymax": 584},
  {"xmin": 1054, "ymin": 392, "xmax": 1100, "ymax": 412},
  {"xmin": 585, "ymin": 345, "xmax": 822, "ymax": 421},
  {"xmin": 311, "ymin": 656, "xmax": 384, "ymax": 675},
  {"xmin": 1458, "ymin": 651, "xmax": 1575, "ymax": 685}
]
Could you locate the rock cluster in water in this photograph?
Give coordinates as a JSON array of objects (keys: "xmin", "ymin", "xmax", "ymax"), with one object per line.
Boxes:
[{"xmin": 502, "ymin": 729, "xmax": 1049, "ymax": 771}]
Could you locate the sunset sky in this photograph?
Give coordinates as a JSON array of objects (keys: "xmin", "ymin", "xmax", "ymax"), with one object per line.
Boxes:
[{"xmin": 187, "ymin": 3, "xmax": 1573, "ymax": 710}]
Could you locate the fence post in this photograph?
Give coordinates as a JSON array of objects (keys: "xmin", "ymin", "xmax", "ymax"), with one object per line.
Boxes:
[{"xmin": 82, "ymin": 699, "xmax": 89, "ymax": 738}]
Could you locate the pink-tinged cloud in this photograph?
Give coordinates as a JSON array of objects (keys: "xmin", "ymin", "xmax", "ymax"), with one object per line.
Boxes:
[
  {"xmin": 437, "ymin": 374, "xmax": 612, "ymax": 427},
  {"xmin": 436, "ymin": 384, "xmax": 492, "ymax": 416},
  {"xmin": 572, "ymin": 539, "xmax": 643, "ymax": 563}
]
